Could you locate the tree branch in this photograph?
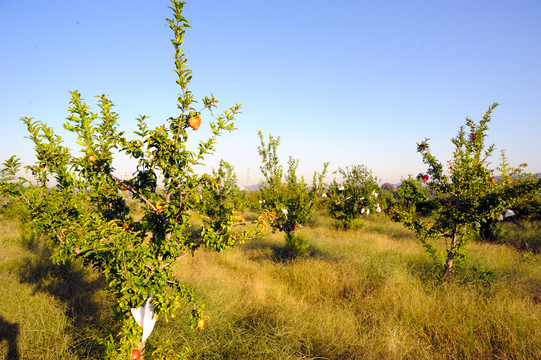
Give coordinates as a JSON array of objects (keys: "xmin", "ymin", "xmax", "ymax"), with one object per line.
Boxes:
[{"xmin": 107, "ymin": 173, "xmax": 167, "ymax": 222}]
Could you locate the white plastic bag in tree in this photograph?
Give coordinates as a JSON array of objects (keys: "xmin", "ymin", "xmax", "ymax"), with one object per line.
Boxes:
[
  {"xmin": 131, "ymin": 296, "xmax": 157, "ymax": 343},
  {"xmin": 504, "ymin": 209, "xmax": 516, "ymax": 218}
]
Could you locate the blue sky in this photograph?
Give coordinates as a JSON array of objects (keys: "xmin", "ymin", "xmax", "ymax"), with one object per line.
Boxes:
[{"xmin": 1, "ymin": 0, "xmax": 540, "ymax": 186}]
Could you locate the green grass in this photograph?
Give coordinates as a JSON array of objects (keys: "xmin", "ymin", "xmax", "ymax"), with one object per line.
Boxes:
[{"xmin": 1, "ymin": 213, "xmax": 540, "ymax": 359}]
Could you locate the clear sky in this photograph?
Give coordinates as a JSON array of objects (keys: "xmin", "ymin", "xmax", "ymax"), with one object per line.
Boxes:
[{"xmin": 1, "ymin": 0, "xmax": 540, "ymax": 186}]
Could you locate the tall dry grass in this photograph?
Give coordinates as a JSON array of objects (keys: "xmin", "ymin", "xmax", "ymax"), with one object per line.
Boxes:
[
  {"xmin": 1, "ymin": 211, "xmax": 540, "ymax": 359},
  {"xmin": 162, "ymin": 215, "xmax": 541, "ymax": 359},
  {"xmin": 0, "ymin": 217, "xmax": 114, "ymax": 359}
]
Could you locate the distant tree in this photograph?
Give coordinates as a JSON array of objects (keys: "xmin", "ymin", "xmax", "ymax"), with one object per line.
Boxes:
[
  {"xmin": 327, "ymin": 165, "xmax": 381, "ymax": 229},
  {"xmin": 199, "ymin": 160, "xmax": 247, "ymax": 234},
  {"xmin": 244, "ymin": 189, "xmax": 261, "ymax": 211},
  {"xmin": 257, "ymin": 131, "xmax": 328, "ymax": 253},
  {"xmin": 381, "ymin": 182, "xmax": 395, "ymax": 192},
  {"xmin": 478, "ymin": 150, "xmax": 540, "ymax": 241},
  {"xmin": 380, "ymin": 182, "xmax": 398, "ymax": 212}
]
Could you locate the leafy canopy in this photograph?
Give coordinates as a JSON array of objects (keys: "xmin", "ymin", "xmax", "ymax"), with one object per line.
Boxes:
[
  {"xmin": 391, "ymin": 103, "xmax": 540, "ymax": 277},
  {"xmin": 0, "ymin": 0, "xmax": 272, "ymax": 357}
]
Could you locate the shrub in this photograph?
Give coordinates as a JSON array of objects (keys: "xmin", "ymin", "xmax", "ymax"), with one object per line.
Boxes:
[
  {"xmin": 257, "ymin": 131, "xmax": 328, "ymax": 254},
  {"xmin": 327, "ymin": 165, "xmax": 381, "ymax": 229}
]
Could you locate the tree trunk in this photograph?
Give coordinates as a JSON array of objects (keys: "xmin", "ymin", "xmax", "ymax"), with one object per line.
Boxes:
[
  {"xmin": 139, "ymin": 341, "xmax": 146, "ymax": 360},
  {"xmin": 444, "ymin": 226, "xmax": 459, "ymax": 278}
]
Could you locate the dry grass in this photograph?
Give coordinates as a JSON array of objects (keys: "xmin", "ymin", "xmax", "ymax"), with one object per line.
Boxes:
[
  {"xmin": 1, "ymin": 222, "xmax": 75, "ymax": 359},
  {"xmin": 164, "ymin": 217, "xmax": 541, "ymax": 359},
  {"xmin": 1, "ymin": 213, "xmax": 540, "ymax": 359},
  {"xmin": 0, "ymin": 218, "xmax": 114, "ymax": 359}
]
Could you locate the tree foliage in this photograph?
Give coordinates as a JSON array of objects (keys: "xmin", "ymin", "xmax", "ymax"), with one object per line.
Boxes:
[
  {"xmin": 198, "ymin": 160, "xmax": 247, "ymax": 231},
  {"xmin": 257, "ymin": 131, "xmax": 328, "ymax": 253},
  {"xmin": 391, "ymin": 103, "xmax": 541, "ymax": 277},
  {"xmin": 0, "ymin": 1, "xmax": 272, "ymax": 357},
  {"xmin": 327, "ymin": 165, "xmax": 381, "ymax": 229}
]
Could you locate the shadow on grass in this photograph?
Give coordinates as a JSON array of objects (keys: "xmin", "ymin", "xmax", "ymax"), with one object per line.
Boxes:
[
  {"xmin": 241, "ymin": 236, "xmax": 332, "ymax": 264},
  {"xmin": 16, "ymin": 235, "xmax": 113, "ymax": 359},
  {"xmin": 0, "ymin": 317, "xmax": 19, "ymax": 360},
  {"xmin": 404, "ymin": 254, "xmax": 504, "ymax": 288}
]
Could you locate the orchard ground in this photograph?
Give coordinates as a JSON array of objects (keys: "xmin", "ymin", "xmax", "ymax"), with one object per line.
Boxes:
[{"xmin": 1, "ymin": 202, "xmax": 540, "ymax": 359}]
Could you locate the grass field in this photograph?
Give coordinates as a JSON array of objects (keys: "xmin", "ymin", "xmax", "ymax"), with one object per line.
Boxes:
[{"xmin": 1, "ymin": 211, "xmax": 540, "ymax": 359}]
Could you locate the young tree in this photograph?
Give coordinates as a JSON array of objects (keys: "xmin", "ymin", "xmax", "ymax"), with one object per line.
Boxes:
[
  {"xmin": 391, "ymin": 103, "xmax": 540, "ymax": 278},
  {"xmin": 327, "ymin": 165, "xmax": 381, "ymax": 229},
  {"xmin": 0, "ymin": 1, "xmax": 272, "ymax": 357},
  {"xmin": 257, "ymin": 131, "xmax": 328, "ymax": 253}
]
